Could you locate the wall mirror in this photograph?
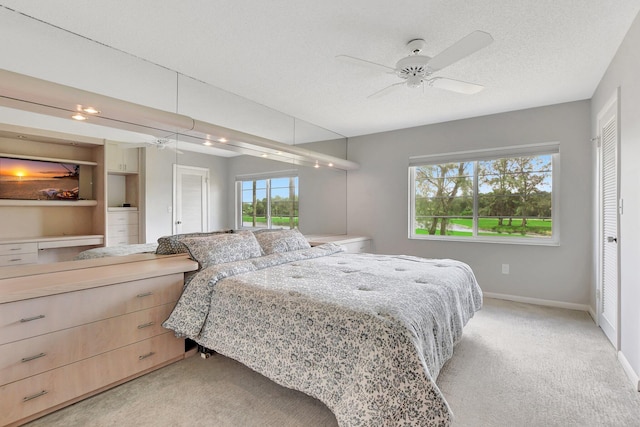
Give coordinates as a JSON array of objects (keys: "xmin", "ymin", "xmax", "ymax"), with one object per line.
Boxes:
[{"xmin": 0, "ymin": 8, "xmax": 350, "ymax": 270}]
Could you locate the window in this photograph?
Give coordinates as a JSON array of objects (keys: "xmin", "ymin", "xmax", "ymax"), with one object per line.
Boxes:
[
  {"xmin": 409, "ymin": 143, "xmax": 558, "ymax": 244},
  {"xmin": 236, "ymin": 173, "xmax": 299, "ymax": 229}
]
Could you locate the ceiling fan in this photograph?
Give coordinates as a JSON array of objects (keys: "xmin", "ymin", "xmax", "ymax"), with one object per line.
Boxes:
[
  {"xmin": 128, "ymin": 137, "xmax": 183, "ymax": 154},
  {"xmin": 336, "ymin": 30, "xmax": 494, "ymax": 98}
]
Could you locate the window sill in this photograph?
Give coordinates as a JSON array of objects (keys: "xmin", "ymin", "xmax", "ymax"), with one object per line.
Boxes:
[{"xmin": 409, "ymin": 235, "xmax": 559, "ymax": 246}]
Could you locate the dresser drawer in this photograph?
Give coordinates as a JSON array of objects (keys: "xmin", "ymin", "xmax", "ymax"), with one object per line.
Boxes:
[
  {"xmin": 108, "ymin": 211, "xmax": 139, "ymax": 225},
  {"xmin": 107, "ymin": 235, "xmax": 140, "ymax": 246},
  {"xmin": 0, "ymin": 252, "xmax": 39, "ymax": 267},
  {"xmin": 0, "ymin": 333, "xmax": 184, "ymax": 426},
  {"xmin": 0, "ymin": 243, "xmax": 38, "ymax": 256},
  {"xmin": 108, "ymin": 224, "xmax": 138, "ymax": 238},
  {"xmin": 0, "ymin": 273, "xmax": 184, "ymax": 345},
  {"xmin": 0, "ymin": 303, "xmax": 176, "ymax": 386},
  {"xmin": 108, "ymin": 223, "xmax": 139, "ymax": 246}
]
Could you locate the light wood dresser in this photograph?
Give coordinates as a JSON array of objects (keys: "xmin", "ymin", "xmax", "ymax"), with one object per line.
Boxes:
[{"xmin": 0, "ymin": 254, "xmax": 198, "ymax": 426}]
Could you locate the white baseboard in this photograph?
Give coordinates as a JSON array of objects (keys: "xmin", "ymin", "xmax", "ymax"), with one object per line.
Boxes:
[
  {"xmin": 483, "ymin": 292, "xmax": 590, "ymax": 312},
  {"xmin": 587, "ymin": 306, "xmax": 598, "ymax": 324},
  {"xmin": 618, "ymin": 351, "xmax": 640, "ymax": 392}
]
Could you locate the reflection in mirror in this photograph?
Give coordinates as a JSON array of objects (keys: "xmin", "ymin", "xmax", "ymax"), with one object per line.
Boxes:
[{"xmin": 0, "ymin": 12, "xmax": 352, "ymax": 269}]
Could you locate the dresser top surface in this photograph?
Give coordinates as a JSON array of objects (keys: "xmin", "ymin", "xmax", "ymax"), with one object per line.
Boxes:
[{"xmin": 0, "ymin": 254, "xmax": 198, "ymax": 304}]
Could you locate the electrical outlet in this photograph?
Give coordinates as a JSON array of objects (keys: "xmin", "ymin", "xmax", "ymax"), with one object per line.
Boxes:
[{"xmin": 501, "ymin": 264, "xmax": 510, "ymax": 274}]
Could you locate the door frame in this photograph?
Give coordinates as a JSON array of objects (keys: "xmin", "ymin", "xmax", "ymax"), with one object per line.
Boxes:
[
  {"xmin": 172, "ymin": 164, "xmax": 210, "ymax": 234},
  {"xmin": 595, "ymin": 88, "xmax": 621, "ymax": 349}
]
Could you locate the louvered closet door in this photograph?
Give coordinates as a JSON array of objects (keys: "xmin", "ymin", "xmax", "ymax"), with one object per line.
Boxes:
[{"xmin": 599, "ymin": 96, "xmax": 619, "ymax": 348}]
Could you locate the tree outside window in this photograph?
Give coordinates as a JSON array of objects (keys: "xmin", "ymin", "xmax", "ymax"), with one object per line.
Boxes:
[
  {"xmin": 411, "ymin": 153, "xmax": 554, "ymax": 241},
  {"xmin": 239, "ymin": 176, "xmax": 299, "ymax": 229}
]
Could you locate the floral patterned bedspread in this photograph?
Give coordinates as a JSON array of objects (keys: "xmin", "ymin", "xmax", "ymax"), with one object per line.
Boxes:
[
  {"xmin": 74, "ymin": 243, "xmax": 158, "ymax": 259},
  {"xmin": 163, "ymin": 244, "xmax": 482, "ymax": 426}
]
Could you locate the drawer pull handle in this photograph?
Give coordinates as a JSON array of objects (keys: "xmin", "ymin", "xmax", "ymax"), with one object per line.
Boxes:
[
  {"xmin": 10, "ymin": 247, "xmax": 22, "ymax": 251},
  {"xmin": 23, "ymin": 390, "xmax": 48, "ymax": 402},
  {"xmin": 9, "ymin": 258, "xmax": 23, "ymax": 262},
  {"xmin": 138, "ymin": 351, "xmax": 155, "ymax": 360},
  {"xmin": 137, "ymin": 321, "xmax": 155, "ymax": 329},
  {"xmin": 22, "ymin": 352, "xmax": 47, "ymax": 363},
  {"xmin": 20, "ymin": 314, "xmax": 46, "ymax": 323},
  {"xmin": 136, "ymin": 292, "xmax": 153, "ymax": 298}
]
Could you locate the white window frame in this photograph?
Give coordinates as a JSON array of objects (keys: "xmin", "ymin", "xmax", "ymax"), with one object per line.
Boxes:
[
  {"xmin": 408, "ymin": 143, "xmax": 560, "ymax": 246},
  {"xmin": 235, "ymin": 170, "xmax": 299, "ymax": 230}
]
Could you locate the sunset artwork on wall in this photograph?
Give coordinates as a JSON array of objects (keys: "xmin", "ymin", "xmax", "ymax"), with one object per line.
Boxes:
[{"xmin": 0, "ymin": 156, "xmax": 80, "ymax": 200}]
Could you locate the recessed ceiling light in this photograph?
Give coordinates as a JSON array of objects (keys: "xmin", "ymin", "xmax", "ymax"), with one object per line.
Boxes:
[
  {"xmin": 71, "ymin": 113, "xmax": 87, "ymax": 121},
  {"xmin": 314, "ymin": 161, "xmax": 320, "ymax": 169},
  {"xmin": 203, "ymin": 141, "xmax": 213, "ymax": 146},
  {"xmin": 261, "ymin": 153, "xmax": 268, "ymax": 157},
  {"xmin": 328, "ymin": 163, "xmax": 334, "ymax": 167},
  {"xmin": 219, "ymin": 138, "xmax": 227, "ymax": 143},
  {"xmin": 81, "ymin": 106, "xmax": 100, "ymax": 114}
]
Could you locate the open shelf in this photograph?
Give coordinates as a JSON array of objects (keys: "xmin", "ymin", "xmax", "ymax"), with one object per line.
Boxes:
[{"xmin": 0, "ymin": 199, "xmax": 98, "ymax": 207}]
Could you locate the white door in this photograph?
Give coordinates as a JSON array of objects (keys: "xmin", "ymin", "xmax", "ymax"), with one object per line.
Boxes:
[
  {"xmin": 173, "ymin": 165, "xmax": 209, "ymax": 234},
  {"xmin": 597, "ymin": 91, "xmax": 620, "ymax": 348}
]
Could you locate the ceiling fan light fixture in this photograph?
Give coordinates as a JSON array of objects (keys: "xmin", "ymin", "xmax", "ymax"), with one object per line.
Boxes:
[{"xmin": 406, "ymin": 75, "xmax": 423, "ymax": 88}]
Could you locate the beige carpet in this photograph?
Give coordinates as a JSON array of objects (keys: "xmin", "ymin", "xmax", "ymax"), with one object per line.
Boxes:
[{"xmin": 25, "ymin": 298, "xmax": 640, "ymax": 427}]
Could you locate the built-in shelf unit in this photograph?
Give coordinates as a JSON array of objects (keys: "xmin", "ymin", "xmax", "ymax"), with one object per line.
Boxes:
[
  {"xmin": 105, "ymin": 141, "xmax": 141, "ymax": 246},
  {"xmin": 0, "ymin": 124, "xmax": 106, "ymax": 263}
]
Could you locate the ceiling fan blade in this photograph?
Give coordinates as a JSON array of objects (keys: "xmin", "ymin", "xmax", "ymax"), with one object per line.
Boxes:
[
  {"xmin": 427, "ymin": 77, "xmax": 484, "ymax": 94},
  {"xmin": 427, "ymin": 30, "xmax": 493, "ymax": 71},
  {"xmin": 367, "ymin": 82, "xmax": 404, "ymax": 99},
  {"xmin": 336, "ymin": 55, "xmax": 396, "ymax": 73},
  {"xmin": 154, "ymin": 139, "xmax": 184, "ymax": 154}
]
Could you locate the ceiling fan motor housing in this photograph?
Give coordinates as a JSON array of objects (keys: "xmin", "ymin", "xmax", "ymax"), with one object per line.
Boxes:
[{"xmin": 395, "ymin": 55, "xmax": 433, "ymax": 87}]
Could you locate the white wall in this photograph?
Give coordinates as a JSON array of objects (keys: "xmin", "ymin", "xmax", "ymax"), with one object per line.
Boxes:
[
  {"xmin": 347, "ymin": 101, "xmax": 592, "ymax": 306},
  {"xmin": 591, "ymin": 12, "xmax": 640, "ymax": 385},
  {"xmin": 0, "ymin": 7, "xmax": 177, "ymax": 114}
]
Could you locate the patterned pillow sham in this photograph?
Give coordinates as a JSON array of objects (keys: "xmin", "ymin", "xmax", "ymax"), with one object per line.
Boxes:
[
  {"xmin": 253, "ymin": 228, "xmax": 310, "ymax": 255},
  {"xmin": 156, "ymin": 230, "xmax": 233, "ymax": 255},
  {"xmin": 180, "ymin": 231, "xmax": 262, "ymax": 269}
]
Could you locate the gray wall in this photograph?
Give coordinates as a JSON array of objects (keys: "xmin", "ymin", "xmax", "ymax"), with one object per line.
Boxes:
[
  {"xmin": 144, "ymin": 148, "xmax": 229, "ymax": 243},
  {"xmin": 346, "ymin": 101, "xmax": 592, "ymax": 306},
  {"xmin": 591, "ymin": 12, "xmax": 640, "ymax": 384},
  {"xmin": 227, "ymin": 139, "xmax": 348, "ymax": 234}
]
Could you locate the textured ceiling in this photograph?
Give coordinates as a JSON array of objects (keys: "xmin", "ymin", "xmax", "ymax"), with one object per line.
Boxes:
[{"xmin": 1, "ymin": 0, "xmax": 639, "ymax": 138}]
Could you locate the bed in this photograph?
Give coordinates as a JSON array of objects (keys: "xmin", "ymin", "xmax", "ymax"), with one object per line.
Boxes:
[
  {"xmin": 162, "ymin": 229, "xmax": 482, "ymax": 426},
  {"xmin": 74, "ymin": 242, "xmax": 159, "ymax": 259},
  {"xmin": 74, "ymin": 230, "xmax": 235, "ymax": 260}
]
